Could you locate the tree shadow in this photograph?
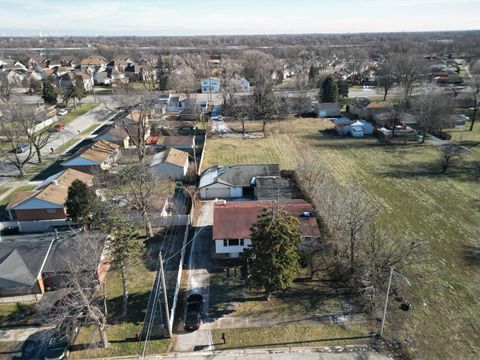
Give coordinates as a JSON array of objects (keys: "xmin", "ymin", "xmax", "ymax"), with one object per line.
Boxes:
[
  {"xmin": 381, "ymin": 160, "xmax": 480, "ymax": 183},
  {"xmin": 106, "ymin": 291, "xmax": 152, "ymax": 325},
  {"xmin": 462, "ymin": 245, "xmax": 480, "ymax": 266}
]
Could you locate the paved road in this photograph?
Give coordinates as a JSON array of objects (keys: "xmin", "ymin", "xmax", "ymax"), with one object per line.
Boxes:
[
  {"xmin": 150, "ymin": 347, "xmax": 391, "ymax": 360},
  {"xmin": 0, "ymin": 104, "xmax": 112, "ymax": 189},
  {"xmin": 174, "ymin": 201, "xmax": 214, "ymax": 353}
]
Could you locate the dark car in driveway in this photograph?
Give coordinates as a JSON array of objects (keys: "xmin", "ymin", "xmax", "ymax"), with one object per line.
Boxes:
[
  {"xmin": 184, "ymin": 294, "xmax": 203, "ymax": 331},
  {"xmin": 44, "ymin": 321, "xmax": 79, "ymax": 360}
]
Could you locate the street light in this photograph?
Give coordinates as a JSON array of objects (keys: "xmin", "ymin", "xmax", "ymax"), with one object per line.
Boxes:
[{"xmin": 379, "ymin": 267, "xmax": 411, "ymax": 337}]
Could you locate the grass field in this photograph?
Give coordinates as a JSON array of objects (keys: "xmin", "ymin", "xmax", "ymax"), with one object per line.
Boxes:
[
  {"xmin": 204, "ymin": 118, "xmax": 480, "ymax": 359},
  {"xmin": 70, "ymin": 243, "xmax": 170, "ymax": 359},
  {"xmin": 60, "ymin": 103, "xmax": 98, "ymax": 125}
]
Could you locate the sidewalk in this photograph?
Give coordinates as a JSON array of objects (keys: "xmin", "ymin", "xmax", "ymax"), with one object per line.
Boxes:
[{"xmin": 147, "ymin": 345, "xmax": 390, "ymax": 360}]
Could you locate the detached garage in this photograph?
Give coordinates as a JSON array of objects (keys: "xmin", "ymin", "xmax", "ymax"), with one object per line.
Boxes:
[{"xmin": 199, "ymin": 164, "xmax": 280, "ymax": 200}]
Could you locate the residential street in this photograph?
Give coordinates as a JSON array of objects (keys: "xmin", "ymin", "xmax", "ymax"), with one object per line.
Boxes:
[
  {"xmin": 174, "ymin": 201, "xmax": 214, "ymax": 352},
  {"xmin": 150, "ymin": 347, "xmax": 391, "ymax": 359},
  {"xmin": 0, "ymin": 104, "xmax": 111, "ymax": 189}
]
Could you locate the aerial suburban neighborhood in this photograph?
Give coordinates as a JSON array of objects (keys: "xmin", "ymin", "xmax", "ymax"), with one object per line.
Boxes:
[{"xmin": 0, "ymin": 2, "xmax": 479, "ymax": 360}]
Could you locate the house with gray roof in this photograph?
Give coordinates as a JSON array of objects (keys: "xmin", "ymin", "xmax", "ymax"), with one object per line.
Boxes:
[
  {"xmin": 199, "ymin": 164, "xmax": 280, "ymax": 199},
  {"xmin": 0, "ymin": 232, "xmax": 107, "ymax": 303}
]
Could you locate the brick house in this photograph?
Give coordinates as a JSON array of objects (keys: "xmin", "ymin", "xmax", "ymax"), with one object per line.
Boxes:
[{"xmin": 6, "ymin": 169, "xmax": 94, "ymax": 221}]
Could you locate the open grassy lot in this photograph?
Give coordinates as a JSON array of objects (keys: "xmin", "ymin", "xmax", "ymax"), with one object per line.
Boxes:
[
  {"xmin": 212, "ymin": 325, "xmax": 369, "ymax": 350},
  {"xmin": 204, "ymin": 118, "xmax": 480, "ymax": 359},
  {"xmin": 70, "ymin": 242, "xmax": 170, "ymax": 359},
  {"xmin": 60, "ymin": 103, "xmax": 99, "ymax": 125}
]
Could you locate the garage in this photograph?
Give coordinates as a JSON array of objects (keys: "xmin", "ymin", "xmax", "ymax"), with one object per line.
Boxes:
[{"xmin": 203, "ymin": 187, "xmax": 231, "ymax": 199}]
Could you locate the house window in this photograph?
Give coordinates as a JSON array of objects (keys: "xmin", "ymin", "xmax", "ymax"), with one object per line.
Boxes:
[
  {"xmin": 229, "ymin": 239, "xmax": 239, "ymax": 246},
  {"xmin": 240, "ymin": 239, "xmax": 244, "ymax": 246},
  {"xmin": 47, "ymin": 209, "xmax": 56, "ymax": 214},
  {"xmin": 223, "ymin": 240, "xmax": 228, "ymax": 247}
]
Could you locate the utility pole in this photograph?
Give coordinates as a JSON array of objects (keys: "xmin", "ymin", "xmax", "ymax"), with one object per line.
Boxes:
[
  {"xmin": 380, "ymin": 267, "xmax": 411, "ymax": 337},
  {"xmin": 159, "ymin": 252, "xmax": 172, "ymax": 337},
  {"xmin": 380, "ymin": 268, "xmax": 394, "ymax": 337}
]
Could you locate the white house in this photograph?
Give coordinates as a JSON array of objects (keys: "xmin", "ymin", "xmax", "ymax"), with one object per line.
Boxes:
[
  {"xmin": 150, "ymin": 148, "xmax": 189, "ymax": 180},
  {"xmin": 201, "ymin": 77, "xmax": 221, "ymax": 93},
  {"xmin": 314, "ymin": 102, "xmax": 341, "ymax": 117},
  {"xmin": 199, "ymin": 164, "xmax": 280, "ymax": 200},
  {"xmin": 213, "ymin": 199, "xmax": 320, "ymax": 258},
  {"xmin": 240, "ymin": 77, "xmax": 250, "ymax": 92}
]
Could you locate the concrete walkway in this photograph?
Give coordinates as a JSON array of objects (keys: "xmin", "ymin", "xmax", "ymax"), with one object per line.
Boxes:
[
  {"xmin": 0, "ymin": 326, "xmax": 52, "ymax": 342},
  {"xmin": 201, "ymin": 312, "xmax": 367, "ymax": 330}
]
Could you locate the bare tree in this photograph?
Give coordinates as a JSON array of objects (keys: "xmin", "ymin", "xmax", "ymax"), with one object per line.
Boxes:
[
  {"xmin": 413, "ymin": 86, "xmax": 456, "ymax": 142},
  {"xmin": 289, "ymin": 92, "xmax": 312, "ymax": 117},
  {"xmin": 357, "ymin": 225, "xmax": 424, "ymax": 311},
  {"xmin": 301, "ymin": 236, "xmax": 335, "ymax": 279},
  {"xmin": 338, "ymin": 186, "xmax": 378, "ymax": 273},
  {"xmin": 386, "ymin": 93, "xmax": 406, "ymax": 138},
  {"xmin": 48, "ymin": 234, "xmax": 110, "ymax": 349},
  {"xmin": 438, "ymin": 144, "xmax": 463, "ymax": 173},
  {"xmin": 393, "ymin": 53, "xmax": 426, "ymax": 97},
  {"xmin": 0, "ymin": 104, "xmax": 36, "ymax": 176},
  {"xmin": 295, "ymin": 153, "xmax": 330, "ymax": 195},
  {"xmin": 107, "ymin": 88, "xmax": 156, "ymax": 164},
  {"xmin": 99, "ymin": 164, "xmax": 172, "ymax": 238},
  {"xmin": 376, "ymin": 60, "xmax": 396, "ymax": 101},
  {"xmin": 251, "ymin": 78, "xmax": 283, "ymax": 132},
  {"xmin": 0, "ymin": 71, "xmax": 13, "ymax": 103},
  {"xmin": 241, "ymin": 50, "xmax": 278, "ymax": 85},
  {"xmin": 467, "ymin": 60, "xmax": 480, "ymax": 131}
]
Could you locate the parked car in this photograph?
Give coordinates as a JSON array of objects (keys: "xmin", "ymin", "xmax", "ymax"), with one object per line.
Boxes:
[
  {"xmin": 57, "ymin": 109, "xmax": 69, "ymax": 116},
  {"xmin": 15, "ymin": 144, "xmax": 29, "ymax": 153},
  {"xmin": 0, "ymin": 226, "xmax": 20, "ymax": 235},
  {"xmin": 184, "ymin": 294, "xmax": 203, "ymax": 331},
  {"xmin": 50, "ymin": 123, "xmax": 65, "ymax": 132},
  {"xmin": 44, "ymin": 322, "xmax": 79, "ymax": 360}
]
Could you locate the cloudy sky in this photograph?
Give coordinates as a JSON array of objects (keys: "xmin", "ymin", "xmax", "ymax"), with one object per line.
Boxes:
[{"xmin": 0, "ymin": 0, "xmax": 478, "ymax": 36}]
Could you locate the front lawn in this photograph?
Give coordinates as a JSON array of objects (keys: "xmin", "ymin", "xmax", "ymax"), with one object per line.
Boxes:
[{"xmin": 211, "ymin": 325, "xmax": 370, "ymax": 350}]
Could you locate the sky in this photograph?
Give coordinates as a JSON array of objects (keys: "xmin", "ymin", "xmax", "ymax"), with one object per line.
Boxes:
[{"xmin": 0, "ymin": 0, "xmax": 478, "ymax": 36}]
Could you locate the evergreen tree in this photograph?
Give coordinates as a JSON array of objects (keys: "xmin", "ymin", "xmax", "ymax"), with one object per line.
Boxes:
[
  {"xmin": 74, "ymin": 78, "xmax": 88, "ymax": 107},
  {"xmin": 308, "ymin": 65, "xmax": 318, "ymax": 85},
  {"xmin": 42, "ymin": 80, "xmax": 58, "ymax": 105},
  {"xmin": 337, "ymin": 79, "xmax": 349, "ymax": 98},
  {"xmin": 65, "ymin": 180, "xmax": 98, "ymax": 228},
  {"xmin": 320, "ymin": 76, "xmax": 338, "ymax": 103},
  {"xmin": 103, "ymin": 210, "xmax": 142, "ymax": 318},
  {"xmin": 246, "ymin": 209, "xmax": 302, "ymax": 298},
  {"xmin": 156, "ymin": 56, "xmax": 170, "ymax": 91}
]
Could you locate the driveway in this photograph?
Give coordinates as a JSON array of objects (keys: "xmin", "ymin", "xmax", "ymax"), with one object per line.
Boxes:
[
  {"xmin": 211, "ymin": 119, "xmax": 230, "ymax": 134},
  {"xmin": 174, "ymin": 201, "xmax": 214, "ymax": 352},
  {"xmin": 0, "ymin": 326, "xmax": 52, "ymax": 342}
]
